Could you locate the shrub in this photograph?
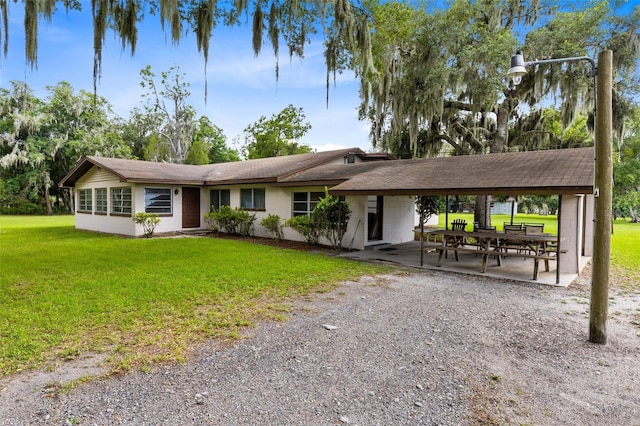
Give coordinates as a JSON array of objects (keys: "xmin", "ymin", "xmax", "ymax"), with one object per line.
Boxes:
[
  {"xmin": 203, "ymin": 209, "xmax": 220, "ymax": 232},
  {"xmin": 132, "ymin": 212, "xmax": 161, "ymax": 237},
  {"xmin": 311, "ymin": 189, "xmax": 351, "ymax": 250},
  {"xmin": 260, "ymin": 214, "xmax": 284, "ymax": 240},
  {"xmin": 285, "ymin": 215, "xmax": 319, "ymax": 245},
  {"xmin": 204, "ymin": 206, "xmax": 255, "ymax": 236},
  {"xmin": 0, "ymin": 196, "xmax": 47, "ymax": 215}
]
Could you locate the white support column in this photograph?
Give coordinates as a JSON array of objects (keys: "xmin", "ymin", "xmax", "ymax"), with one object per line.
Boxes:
[{"xmin": 558, "ymin": 194, "xmax": 581, "ymax": 274}]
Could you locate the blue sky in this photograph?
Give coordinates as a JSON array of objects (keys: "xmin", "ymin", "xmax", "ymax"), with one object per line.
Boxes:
[{"xmin": 0, "ymin": 3, "xmax": 370, "ymax": 153}]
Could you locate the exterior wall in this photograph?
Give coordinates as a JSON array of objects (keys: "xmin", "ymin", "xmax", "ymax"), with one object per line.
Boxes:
[
  {"xmin": 344, "ymin": 196, "xmax": 367, "ymax": 250},
  {"xmin": 377, "ymin": 196, "xmax": 416, "ymax": 247},
  {"xmin": 74, "ymin": 167, "xmax": 137, "ymax": 236},
  {"xmin": 74, "ymin": 165, "xmax": 417, "ymax": 248},
  {"xmin": 204, "ymin": 185, "xmax": 366, "ymax": 247},
  {"xmin": 74, "ymin": 166, "xmax": 188, "ymax": 237}
]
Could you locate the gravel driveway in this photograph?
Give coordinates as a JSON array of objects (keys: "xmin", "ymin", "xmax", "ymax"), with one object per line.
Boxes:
[{"xmin": 1, "ymin": 270, "xmax": 639, "ymax": 425}]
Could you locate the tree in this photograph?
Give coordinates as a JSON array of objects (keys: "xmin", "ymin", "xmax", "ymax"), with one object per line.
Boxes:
[
  {"xmin": 2, "ymin": 1, "xmax": 374, "ymax": 103},
  {"xmin": 355, "ymin": 0, "xmax": 639, "ymax": 227},
  {"xmin": 137, "ymin": 65, "xmax": 196, "ymax": 163},
  {"xmin": 0, "ymin": 81, "xmax": 127, "ymax": 213},
  {"xmin": 241, "ymin": 105, "xmax": 312, "ymax": 159},
  {"xmin": 192, "ymin": 116, "xmax": 239, "ymax": 164},
  {"xmin": 416, "ymin": 196, "xmax": 444, "ymax": 266},
  {"xmin": 613, "ymin": 105, "xmax": 640, "ymax": 222},
  {"xmin": 184, "ymin": 139, "xmax": 209, "ymax": 165}
]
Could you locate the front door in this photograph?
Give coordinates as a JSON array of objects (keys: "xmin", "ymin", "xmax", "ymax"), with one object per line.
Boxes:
[{"xmin": 182, "ymin": 187, "xmax": 201, "ymax": 228}]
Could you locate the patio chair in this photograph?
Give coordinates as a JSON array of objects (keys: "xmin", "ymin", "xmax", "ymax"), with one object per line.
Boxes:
[
  {"xmin": 503, "ymin": 223, "xmax": 523, "ymax": 232},
  {"xmin": 524, "ymin": 224, "xmax": 544, "ymax": 234},
  {"xmin": 451, "ymin": 219, "xmax": 467, "ymax": 231},
  {"xmin": 503, "ymin": 225, "xmax": 527, "ymax": 256},
  {"xmin": 446, "ymin": 219, "xmax": 467, "ymax": 260}
]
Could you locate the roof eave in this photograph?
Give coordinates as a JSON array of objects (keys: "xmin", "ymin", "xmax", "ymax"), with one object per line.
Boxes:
[
  {"xmin": 329, "ymin": 186, "xmax": 594, "ymax": 197},
  {"xmin": 273, "ymin": 179, "xmax": 348, "ymax": 188}
]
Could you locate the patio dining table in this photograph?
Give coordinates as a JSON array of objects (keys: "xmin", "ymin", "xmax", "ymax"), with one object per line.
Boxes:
[{"xmin": 428, "ymin": 229, "xmax": 558, "ymax": 280}]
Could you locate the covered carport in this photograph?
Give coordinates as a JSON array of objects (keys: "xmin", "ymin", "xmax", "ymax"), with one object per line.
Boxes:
[{"xmin": 329, "ymin": 148, "xmax": 595, "ymax": 285}]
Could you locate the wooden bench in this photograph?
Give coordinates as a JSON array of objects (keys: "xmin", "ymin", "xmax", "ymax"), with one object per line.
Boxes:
[{"xmin": 435, "ymin": 245, "xmax": 556, "ymax": 280}]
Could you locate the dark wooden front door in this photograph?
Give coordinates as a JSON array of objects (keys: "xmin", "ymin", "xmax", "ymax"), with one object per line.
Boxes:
[{"xmin": 182, "ymin": 187, "xmax": 201, "ymax": 228}]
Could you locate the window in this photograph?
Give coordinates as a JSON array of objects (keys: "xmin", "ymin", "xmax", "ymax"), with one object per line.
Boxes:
[
  {"xmin": 78, "ymin": 189, "xmax": 92, "ymax": 213},
  {"xmin": 95, "ymin": 188, "xmax": 107, "ymax": 213},
  {"xmin": 210, "ymin": 189, "xmax": 231, "ymax": 211},
  {"xmin": 144, "ymin": 188, "xmax": 172, "ymax": 214},
  {"xmin": 111, "ymin": 187, "xmax": 132, "ymax": 215},
  {"xmin": 240, "ymin": 188, "xmax": 265, "ymax": 210},
  {"xmin": 292, "ymin": 191, "xmax": 324, "ymax": 217}
]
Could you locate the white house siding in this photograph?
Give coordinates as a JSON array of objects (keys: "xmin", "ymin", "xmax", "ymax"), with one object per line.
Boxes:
[
  {"xmin": 203, "ymin": 185, "xmax": 371, "ymax": 249},
  {"xmin": 137, "ymin": 185, "xmax": 188, "ymax": 236},
  {"xmin": 361, "ymin": 195, "xmax": 415, "ymax": 248},
  {"xmin": 74, "ymin": 167, "xmax": 137, "ymax": 236},
  {"xmin": 74, "ymin": 166, "xmax": 187, "ymax": 237}
]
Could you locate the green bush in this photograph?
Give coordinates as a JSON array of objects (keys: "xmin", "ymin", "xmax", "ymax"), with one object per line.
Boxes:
[
  {"xmin": 204, "ymin": 206, "xmax": 256, "ymax": 236},
  {"xmin": 132, "ymin": 212, "xmax": 161, "ymax": 237},
  {"xmin": 0, "ymin": 196, "xmax": 47, "ymax": 215},
  {"xmin": 260, "ymin": 214, "xmax": 284, "ymax": 240},
  {"xmin": 311, "ymin": 190, "xmax": 351, "ymax": 250},
  {"xmin": 285, "ymin": 215, "xmax": 319, "ymax": 245}
]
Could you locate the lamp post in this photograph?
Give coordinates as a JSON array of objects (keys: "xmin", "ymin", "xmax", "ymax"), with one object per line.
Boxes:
[{"xmin": 507, "ymin": 50, "xmax": 613, "ymax": 344}]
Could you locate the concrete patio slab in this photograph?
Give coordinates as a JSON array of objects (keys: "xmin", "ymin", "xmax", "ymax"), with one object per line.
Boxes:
[{"xmin": 340, "ymin": 241, "xmax": 590, "ymax": 287}]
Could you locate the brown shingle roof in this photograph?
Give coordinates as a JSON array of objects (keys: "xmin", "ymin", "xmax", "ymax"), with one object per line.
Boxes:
[
  {"xmin": 202, "ymin": 149, "xmax": 362, "ymax": 184},
  {"xmin": 328, "ymin": 148, "xmax": 594, "ymax": 196},
  {"xmin": 60, "ymin": 147, "xmax": 594, "ymax": 196},
  {"xmin": 59, "ymin": 149, "xmax": 362, "ymax": 187},
  {"xmin": 276, "ymin": 161, "xmax": 387, "ymax": 186}
]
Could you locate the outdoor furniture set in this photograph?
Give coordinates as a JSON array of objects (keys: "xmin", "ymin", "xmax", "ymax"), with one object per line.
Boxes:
[{"xmin": 430, "ymin": 221, "xmax": 557, "ymax": 280}]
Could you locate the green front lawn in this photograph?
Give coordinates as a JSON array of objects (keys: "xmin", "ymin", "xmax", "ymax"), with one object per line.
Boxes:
[{"xmin": 0, "ymin": 215, "xmax": 388, "ymax": 377}]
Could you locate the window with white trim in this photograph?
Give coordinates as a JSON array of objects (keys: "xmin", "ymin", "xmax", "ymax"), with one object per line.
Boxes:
[
  {"xmin": 292, "ymin": 191, "xmax": 324, "ymax": 217},
  {"xmin": 78, "ymin": 189, "xmax": 92, "ymax": 213},
  {"xmin": 144, "ymin": 188, "xmax": 172, "ymax": 214},
  {"xmin": 240, "ymin": 188, "xmax": 265, "ymax": 210},
  {"xmin": 95, "ymin": 188, "xmax": 107, "ymax": 213},
  {"xmin": 210, "ymin": 189, "xmax": 231, "ymax": 211},
  {"xmin": 111, "ymin": 187, "xmax": 132, "ymax": 215}
]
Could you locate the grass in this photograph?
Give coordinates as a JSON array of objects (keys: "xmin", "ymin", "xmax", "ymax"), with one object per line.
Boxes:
[
  {"xmin": 0, "ymin": 215, "xmax": 389, "ymax": 377},
  {"xmin": 437, "ymin": 212, "xmax": 559, "ymax": 234},
  {"xmin": 437, "ymin": 212, "xmax": 640, "ymax": 291},
  {"xmin": 610, "ymin": 220, "xmax": 640, "ymax": 291}
]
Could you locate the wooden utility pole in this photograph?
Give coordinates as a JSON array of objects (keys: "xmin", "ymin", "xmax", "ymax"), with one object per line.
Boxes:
[{"xmin": 589, "ymin": 50, "xmax": 613, "ymax": 344}]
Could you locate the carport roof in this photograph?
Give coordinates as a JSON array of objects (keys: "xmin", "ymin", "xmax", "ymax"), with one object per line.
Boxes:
[{"xmin": 328, "ymin": 147, "xmax": 595, "ymax": 196}]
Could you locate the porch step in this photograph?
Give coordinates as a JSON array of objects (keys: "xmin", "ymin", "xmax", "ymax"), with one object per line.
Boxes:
[
  {"xmin": 178, "ymin": 229, "xmax": 213, "ymax": 236},
  {"xmin": 365, "ymin": 243, "xmax": 393, "ymax": 251}
]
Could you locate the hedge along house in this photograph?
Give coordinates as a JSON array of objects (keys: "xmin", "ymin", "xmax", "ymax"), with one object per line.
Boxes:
[{"xmin": 59, "ymin": 147, "xmax": 594, "ymax": 279}]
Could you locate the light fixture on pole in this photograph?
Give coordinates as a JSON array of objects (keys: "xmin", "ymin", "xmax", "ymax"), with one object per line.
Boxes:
[
  {"xmin": 506, "ymin": 52, "xmax": 528, "ymax": 85},
  {"xmin": 507, "ymin": 50, "xmax": 613, "ymax": 345},
  {"xmin": 507, "ymin": 51, "xmax": 596, "ymax": 88}
]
